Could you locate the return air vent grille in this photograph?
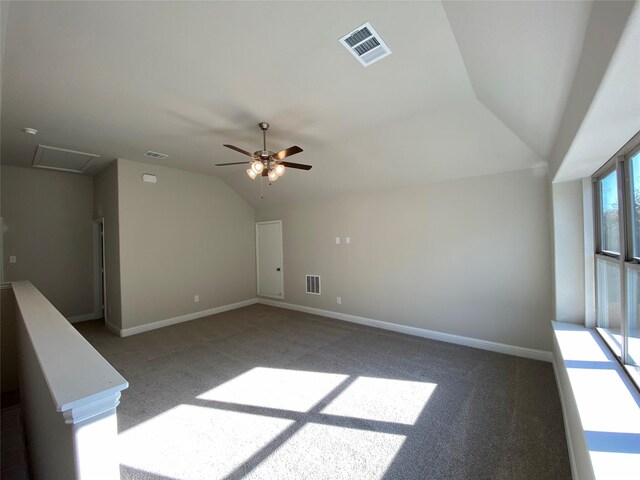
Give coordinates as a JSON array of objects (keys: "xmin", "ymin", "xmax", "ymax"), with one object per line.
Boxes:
[
  {"xmin": 339, "ymin": 22, "xmax": 391, "ymax": 67},
  {"xmin": 305, "ymin": 275, "xmax": 321, "ymax": 295},
  {"xmin": 32, "ymin": 145, "xmax": 99, "ymax": 174},
  {"xmin": 144, "ymin": 151, "xmax": 168, "ymax": 159}
]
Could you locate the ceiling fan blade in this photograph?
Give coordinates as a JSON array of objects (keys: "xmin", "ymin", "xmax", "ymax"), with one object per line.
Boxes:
[
  {"xmin": 262, "ymin": 169, "xmax": 268, "ymax": 177},
  {"xmin": 223, "ymin": 144, "xmax": 256, "ymax": 158},
  {"xmin": 281, "ymin": 161, "xmax": 312, "ymax": 171},
  {"xmin": 215, "ymin": 161, "xmax": 252, "ymax": 166},
  {"xmin": 273, "ymin": 145, "xmax": 303, "ymax": 160}
]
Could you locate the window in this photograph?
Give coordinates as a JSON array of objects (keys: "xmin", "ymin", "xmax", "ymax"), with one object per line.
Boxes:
[
  {"xmin": 600, "ymin": 170, "xmax": 620, "ymax": 255},
  {"xmin": 630, "ymin": 151, "xmax": 640, "ymax": 259},
  {"xmin": 627, "ymin": 151, "xmax": 640, "ymax": 370},
  {"xmin": 594, "ymin": 139, "xmax": 640, "ymax": 386},
  {"xmin": 627, "ymin": 266, "xmax": 640, "ymax": 366},
  {"xmin": 596, "ymin": 256, "xmax": 622, "ymax": 355}
]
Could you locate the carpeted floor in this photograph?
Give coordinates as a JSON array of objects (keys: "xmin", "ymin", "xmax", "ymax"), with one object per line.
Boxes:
[{"xmin": 76, "ymin": 304, "xmax": 571, "ymax": 480}]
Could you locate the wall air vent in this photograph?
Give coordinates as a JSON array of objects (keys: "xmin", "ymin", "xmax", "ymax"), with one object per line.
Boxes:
[
  {"xmin": 305, "ymin": 275, "xmax": 321, "ymax": 295},
  {"xmin": 339, "ymin": 22, "xmax": 391, "ymax": 67},
  {"xmin": 144, "ymin": 151, "xmax": 168, "ymax": 159},
  {"xmin": 32, "ymin": 145, "xmax": 99, "ymax": 174}
]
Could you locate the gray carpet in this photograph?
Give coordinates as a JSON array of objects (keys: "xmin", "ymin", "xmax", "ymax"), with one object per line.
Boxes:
[{"xmin": 76, "ymin": 304, "xmax": 571, "ymax": 480}]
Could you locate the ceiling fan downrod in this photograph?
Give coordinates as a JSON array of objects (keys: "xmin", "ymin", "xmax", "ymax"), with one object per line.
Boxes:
[{"xmin": 259, "ymin": 122, "xmax": 269, "ymax": 152}]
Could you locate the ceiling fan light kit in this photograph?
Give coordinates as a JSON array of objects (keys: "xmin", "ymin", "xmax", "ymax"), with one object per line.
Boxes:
[
  {"xmin": 251, "ymin": 160, "xmax": 264, "ymax": 174},
  {"xmin": 216, "ymin": 122, "xmax": 311, "ymax": 182}
]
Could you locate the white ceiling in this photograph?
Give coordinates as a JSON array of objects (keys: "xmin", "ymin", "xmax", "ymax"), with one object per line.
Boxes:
[
  {"xmin": 554, "ymin": 2, "xmax": 640, "ymax": 182},
  {"xmin": 0, "ymin": 1, "xmax": 603, "ymax": 206}
]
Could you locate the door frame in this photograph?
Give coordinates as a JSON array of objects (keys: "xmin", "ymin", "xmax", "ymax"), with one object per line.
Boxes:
[
  {"xmin": 92, "ymin": 218, "xmax": 107, "ymax": 323},
  {"xmin": 256, "ymin": 220, "xmax": 284, "ymax": 299}
]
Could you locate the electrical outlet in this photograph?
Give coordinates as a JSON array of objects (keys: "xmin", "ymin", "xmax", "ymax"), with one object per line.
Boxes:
[
  {"xmin": 194, "ymin": 295, "xmax": 200, "ymax": 303},
  {"xmin": 337, "ymin": 296, "xmax": 342, "ymax": 305}
]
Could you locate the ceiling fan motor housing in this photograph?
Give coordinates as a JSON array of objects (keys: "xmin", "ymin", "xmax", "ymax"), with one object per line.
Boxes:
[{"xmin": 256, "ymin": 150, "xmax": 274, "ymax": 160}]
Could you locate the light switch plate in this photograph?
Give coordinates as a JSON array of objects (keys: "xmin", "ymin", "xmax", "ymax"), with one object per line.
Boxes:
[{"xmin": 9, "ymin": 256, "xmax": 16, "ymax": 264}]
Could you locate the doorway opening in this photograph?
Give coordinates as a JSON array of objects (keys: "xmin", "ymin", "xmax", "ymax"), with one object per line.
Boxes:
[{"xmin": 93, "ymin": 218, "xmax": 107, "ymax": 323}]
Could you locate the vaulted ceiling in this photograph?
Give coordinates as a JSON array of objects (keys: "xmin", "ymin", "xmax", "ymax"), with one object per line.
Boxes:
[{"xmin": 0, "ymin": 1, "xmax": 635, "ymax": 206}]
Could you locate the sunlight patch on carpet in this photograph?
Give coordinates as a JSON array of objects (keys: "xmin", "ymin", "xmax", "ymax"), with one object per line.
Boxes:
[
  {"xmin": 196, "ymin": 367, "xmax": 348, "ymax": 412},
  {"xmin": 321, "ymin": 376, "xmax": 437, "ymax": 425},
  {"xmin": 119, "ymin": 404, "xmax": 294, "ymax": 479},
  {"xmin": 245, "ymin": 423, "xmax": 406, "ymax": 480}
]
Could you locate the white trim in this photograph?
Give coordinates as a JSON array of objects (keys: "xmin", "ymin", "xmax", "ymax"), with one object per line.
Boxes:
[
  {"xmin": 582, "ymin": 177, "xmax": 596, "ymax": 329},
  {"xmin": 116, "ymin": 298, "xmax": 258, "ymax": 337},
  {"xmin": 67, "ymin": 312, "xmax": 103, "ymax": 324},
  {"xmin": 551, "ymin": 321, "xmax": 640, "ymax": 479},
  {"xmin": 62, "ymin": 391, "xmax": 121, "ymax": 425},
  {"xmin": 551, "ymin": 353, "xmax": 580, "ymax": 480},
  {"xmin": 256, "ymin": 220, "xmax": 284, "ymax": 299},
  {"xmin": 258, "ymin": 299, "xmax": 552, "ymax": 362}
]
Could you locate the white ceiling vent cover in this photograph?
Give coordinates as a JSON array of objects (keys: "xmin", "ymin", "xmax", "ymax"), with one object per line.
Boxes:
[
  {"xmin": 144, "ymin": 151, "xmax": 168, "ymax": 159},
  {"xmin": 306, "ymin": 275, "xmax": 321, "ymax": 295},
  {"xmin": 32, "ymin": 145, "xmax": 99, "ymax": 173},
  {"xmin": 339, "ymin": 22, "xmax": 391, "ymax": 67}
]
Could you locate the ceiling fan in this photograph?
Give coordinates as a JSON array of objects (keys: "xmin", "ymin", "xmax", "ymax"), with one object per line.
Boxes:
[{"xmin": 216, "ymin": 122, "xmax": 312, "ymax": 181}]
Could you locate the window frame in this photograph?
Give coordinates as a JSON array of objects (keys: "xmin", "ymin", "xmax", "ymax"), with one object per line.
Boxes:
[
  {"xmin": 626, "ymin": 145, "xmax": 640, "ymax": 262},
  {"xmin": 592, "ymin": 131, "xmax": 640, "ymax": 391},
  {"xmin": 593, "ymin": 160, "xmax": 621, "ymax": 259}
]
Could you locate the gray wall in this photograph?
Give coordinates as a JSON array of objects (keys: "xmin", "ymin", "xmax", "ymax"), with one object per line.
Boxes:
[
  {"xmin": 257, "ymin": 166, "xmax": 553, "ymax": 351},
  {"xmin": 116, "ymin": 159, "xmax": 256, "ymax": 330},
  {"xmin": 94, "ymin": 161, "xmax": 122, "ymax": 329},
  {"xmin": 1, "ymin": 166, "xmax": 94, "ymax": 317},
  {"xmin": 552, "ymin": 180, "xmax": 586, "ymax": 324}
]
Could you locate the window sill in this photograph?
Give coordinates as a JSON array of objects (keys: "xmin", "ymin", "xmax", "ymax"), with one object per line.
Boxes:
[{"xmin": 551, "ymin": 321, "xmax": 640, "ymax": 479}]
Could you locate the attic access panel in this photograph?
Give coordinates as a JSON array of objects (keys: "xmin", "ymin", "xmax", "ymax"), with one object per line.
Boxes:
[
  {"xmin": 339, "ymin": 22, "xmax": 392, "ymax": 66},
  {"xmin": 32, "ymin": 145, "xmax": 99, "ymax": 173}
]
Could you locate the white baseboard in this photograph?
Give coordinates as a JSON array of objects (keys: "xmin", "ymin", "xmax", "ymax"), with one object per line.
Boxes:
[
  {"xmin": 67, "ymin": 312, "xmax": 102, "ymax": 324},
  {"xmin": 117, "ymin": 298, "xmax": 259, "ymax": 337},
  {"xmin": 258, "ymin": 299, "xmax": 552, "ymax": 362}
]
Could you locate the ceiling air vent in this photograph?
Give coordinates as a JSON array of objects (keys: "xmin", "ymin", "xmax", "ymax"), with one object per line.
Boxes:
[
  {"xmin": 339, "ymin": 22, "xmax": 391, "ymax": 67},
  {"xmin": 144, "ymin": 151, "xmax": 168, "ymax": 159},
  {"xmin": 305, "ymin": 275, "xmax": 321, "ymax": 295},
  {"xmin": 32, "ymin": 145, "xmax": 99, "ymax": 174}
]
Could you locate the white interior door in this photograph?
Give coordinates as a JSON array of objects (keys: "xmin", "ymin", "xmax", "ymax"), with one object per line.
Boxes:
[{"xmin": 256, "ymin": 220, "xmax": 284, "ymax": 298}]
